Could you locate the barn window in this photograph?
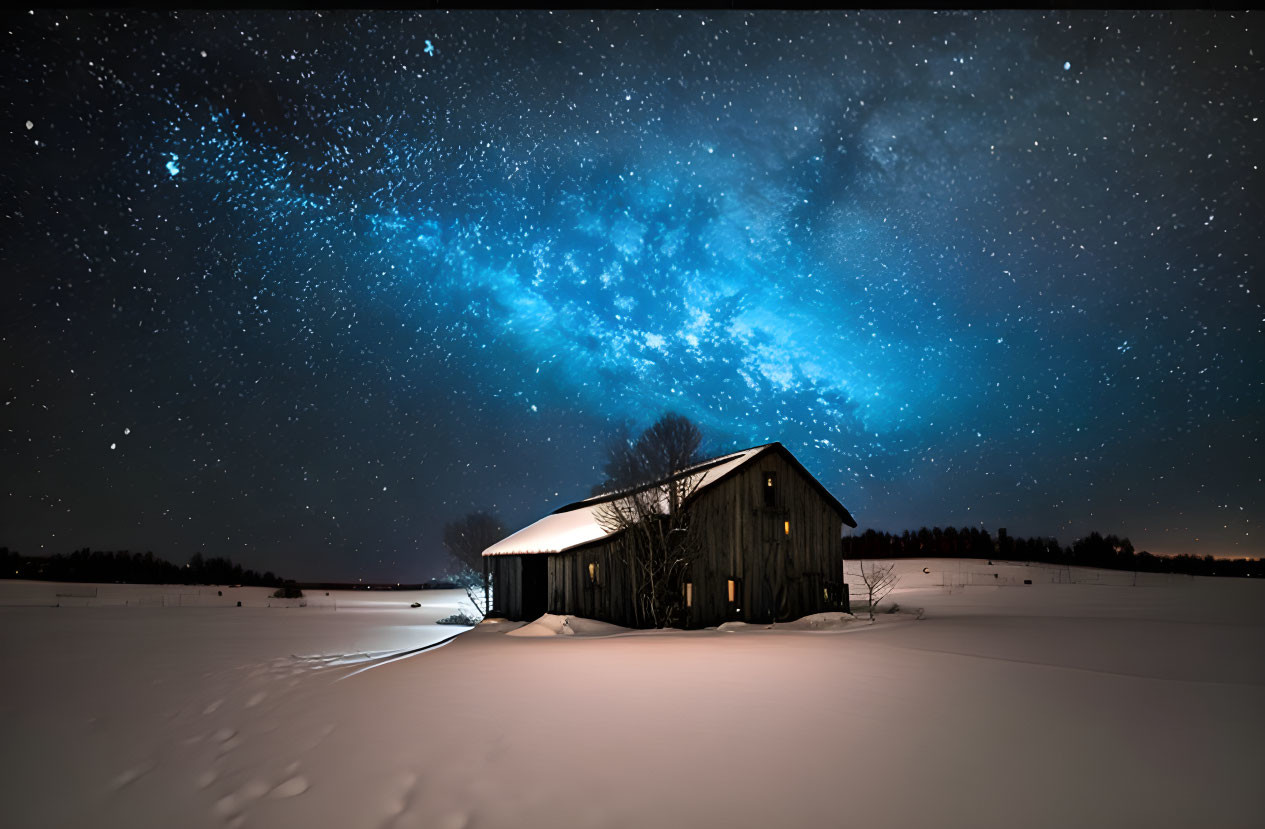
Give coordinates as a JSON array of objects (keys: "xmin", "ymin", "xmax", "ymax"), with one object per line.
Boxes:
[
  {"xmin": 784, "ymin": 520, "xmax": 790, "ymax": 536},
  {"xmin": 683, "ymin": 582, "xmax": 693, "ymax": 608},
  {"xmin": 727, "ymin": 579, "xmax": 736, "ymax": 602},
  {"xmin": 588, "ymin": 561, "xmax": 600, "ymax": 586},
  {"xmin": 763, "ymin": 472, "xmax": 777, "ymax": 506}
]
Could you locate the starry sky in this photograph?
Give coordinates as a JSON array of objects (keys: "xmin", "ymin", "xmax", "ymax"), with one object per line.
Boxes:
[{"xmin": 2, "ymin": 10, "xmax": 1261, "ymax": 581}]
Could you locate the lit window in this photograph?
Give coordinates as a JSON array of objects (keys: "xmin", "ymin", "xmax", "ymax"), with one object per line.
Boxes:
[
  {"xmin": 784, "ymin": 520, "xmax": 790, "ymax": 536},
  {"xmin": 588, "ymin": 562, "xmax": 599, "ymax": 585},
  {"xmin": 763, "ymin": 472, "xmax": 777, "ymax": 506},
  {"xmin": 727, "ymin": 579, "xmax": 736, "ymax": 602},
  {"xmin": 684, "ymin": 582, "xmax": 693, "ymax": 608}
]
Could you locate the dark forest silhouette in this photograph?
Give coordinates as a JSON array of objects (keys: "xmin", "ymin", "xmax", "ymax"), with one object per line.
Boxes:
[
  {"xmin": 4, "ymin": 526, "xmax": 1260, "ymax": 588},
  {"xmin": 0, "ymin": 547, "xmax": 287, "ymax": 587},
  {"xmin": 844, "ymin": 527, "xmax": 1263, "ymax": 579}
]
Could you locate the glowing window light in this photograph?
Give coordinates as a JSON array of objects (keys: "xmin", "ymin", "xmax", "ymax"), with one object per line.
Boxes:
[
  {"xmin": 684, "ymin": 582, "xmax": 693, "ymax": 608},
  {"xmin": 727, "ymin": 579, "xmax": 736, "ymax": 602},
  {"xmin": 588, "ymin": 562, "xmax": 599, "ymax": 584},
  {"xmin": 784, "ymin": 520, "xmax": 790, "ymax": 536}
]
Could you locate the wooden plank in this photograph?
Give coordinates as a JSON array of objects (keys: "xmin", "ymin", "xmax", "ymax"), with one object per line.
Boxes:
[{"xmin": 507, "ymin": 446, "xmax": 847, "ymax": 628}]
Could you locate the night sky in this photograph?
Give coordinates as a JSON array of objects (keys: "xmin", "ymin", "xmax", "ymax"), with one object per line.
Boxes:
[{"xmin": 2, "ymin": 11, "xmax": 1261, "ymax": 581}]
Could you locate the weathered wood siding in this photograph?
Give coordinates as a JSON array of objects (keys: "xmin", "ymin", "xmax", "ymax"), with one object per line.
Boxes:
[
  {"xmin": 489, "ymin": 446, "xmax": 848, "ymax": 627},
  {"xmin": 686, "ymin": 450, "xmax": 845, "ymax": 626},
  {"xmin": 487, "ymin": 555, "xmax": 522, "ymax": 619},
  {"xmin": 546, "ymin": 541, "xmax": 636, "ymax": 624}
]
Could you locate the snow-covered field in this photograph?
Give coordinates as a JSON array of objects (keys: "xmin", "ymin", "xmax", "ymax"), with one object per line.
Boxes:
[{"xmin": 2, "ymin": 560, "xmax": 1263, "ymax": 828}]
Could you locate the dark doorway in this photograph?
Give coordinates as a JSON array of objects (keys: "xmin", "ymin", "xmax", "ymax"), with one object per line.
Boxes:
[{"xmin": 521, "ymin": 555, "xmax": 548, "ymax": 621}]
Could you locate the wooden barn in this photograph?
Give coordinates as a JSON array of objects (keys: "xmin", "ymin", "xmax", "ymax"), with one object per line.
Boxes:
[{"xmin": 482, "ymin": 442, "xmax": 857, "ymax": 628}]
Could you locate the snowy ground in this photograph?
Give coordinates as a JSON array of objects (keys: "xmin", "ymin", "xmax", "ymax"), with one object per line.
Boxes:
[{"xmin": 2, "ymin": 561, "xmax": 1263, "ymax": 828}]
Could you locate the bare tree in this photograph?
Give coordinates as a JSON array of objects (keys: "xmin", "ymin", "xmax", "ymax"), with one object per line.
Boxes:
[
  {"xmin": 442, "ymin": 511, "xmax": 506, "ymax": 616},
  {"xmin": 593, "ymin": 413, "xmax": 705, "ymax": 628},
  {"xmin": 595, "ymin": 414, "xmax": 703, "ymax": 493},
  {"xmin": 591, "ymin": 422, "xmax": 637, "ymax": 496},
  {"xmin": 850, "ymin": 559, "xmax": 900, "ymax": 621}
]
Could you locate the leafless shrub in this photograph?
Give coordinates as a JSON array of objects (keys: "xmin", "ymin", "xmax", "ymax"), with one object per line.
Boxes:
[
  {"xmin": 850, "ymin": 559, "xmax": 899, "ymax": 621},
  {"xmin": 593, "ymin": 414, "xmax": 704, "ymax": 628}
]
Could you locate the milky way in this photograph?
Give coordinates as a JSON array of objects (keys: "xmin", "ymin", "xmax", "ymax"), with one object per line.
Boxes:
[{"xmin": 3, "ymin": 11, "xmax": 1261, "ymax": 580}]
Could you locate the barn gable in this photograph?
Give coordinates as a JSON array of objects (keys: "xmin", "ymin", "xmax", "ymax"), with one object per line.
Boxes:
[
  {"xmin": 482, "ymin": 442, "xmax": 855, "ymax": 627},
  {"xmin": 482, "ymin": 442, "xmax": 854, "ymax": 558}
]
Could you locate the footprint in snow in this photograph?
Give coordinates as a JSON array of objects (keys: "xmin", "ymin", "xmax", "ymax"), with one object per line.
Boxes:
[
  {"xmin": 108, "ymin": 763, "xmax": 153, "ymax": 791},
  {"xmin": 245, "ymin": 691, "xmax": 266, "ymax": 708},
  {"xmin": 435, "ymin": 812, "xmax": 469, "ymax": 829},
  {"xmin": 269, "ymin": 776, "xmax": 309, "ymax": 798},
  {"xmin": 203, "ymin": 699, "xmax": 223, "ymax": 715},
  {"xmin": 213, "ymin": 779, "xmax": 269, "ymax": 818},
  {"xmin": 213, "ymin": 728, "xmax": 242, "ymax": 753},
  {"xmin": 380, "ymin": 770, "xmax": 418, "ymax": 821}
]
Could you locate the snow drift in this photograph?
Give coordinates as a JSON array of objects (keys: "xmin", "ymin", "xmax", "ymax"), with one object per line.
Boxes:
[{"xmin": 2, "ymin": 561, "xmax": 1262, "ymax": 829}]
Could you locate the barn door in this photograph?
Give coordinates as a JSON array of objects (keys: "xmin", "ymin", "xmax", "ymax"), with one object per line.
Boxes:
[{"xmin": 521, "ymin": 555, "xmax": 548, "ymax": 621}]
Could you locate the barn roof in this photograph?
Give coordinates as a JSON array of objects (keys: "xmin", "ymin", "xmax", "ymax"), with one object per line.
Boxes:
[{"xmin": 481, "ymin": 442, "xmax": 856, "ymax": 557}]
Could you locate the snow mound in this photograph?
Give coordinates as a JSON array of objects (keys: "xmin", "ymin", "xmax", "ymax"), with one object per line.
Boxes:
[
  {"xmin": 467, "ymin": 617, "xmax": 526, "ymax": 634},
  {"xmin": 505, "ymin": 614, "xmax": 629, "ymax": 637},
  {"xmin": 777, "ymin": 611, "xmax": 858, "ymax": 630},
  {"xmin": 716, "ymin": 612, "xmax": 858, "ymax": 633},
  {"xmin": 716, "ymin": 621, "xmax": 766, "ymax": 632}
]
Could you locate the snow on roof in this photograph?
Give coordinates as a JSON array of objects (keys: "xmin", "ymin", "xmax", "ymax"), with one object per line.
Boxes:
[{"xmin": 482, "ymin": 444, "xmax": 772, "ymax": 557}]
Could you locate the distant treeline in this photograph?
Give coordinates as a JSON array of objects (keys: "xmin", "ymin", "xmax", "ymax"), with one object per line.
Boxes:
[
  {"xmin": 297, "ymin": 581, "xmax": 461, "ymax": 591},
  {"xmin": 0, "ymin": 547, "xmax": 287, "ymax": 587},
  {"xmin": 843, "ymin": 528, "xmax": 1263, "ymax": 579}
]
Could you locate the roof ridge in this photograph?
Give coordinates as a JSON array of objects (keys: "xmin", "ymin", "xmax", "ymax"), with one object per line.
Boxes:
[
  {"xmin": 483, "ymin": 441, "xmax": 853, "ymax": 558},
  {"xmin": 551, "ymin": 442, "xmax": 778, "ymax": 515}
]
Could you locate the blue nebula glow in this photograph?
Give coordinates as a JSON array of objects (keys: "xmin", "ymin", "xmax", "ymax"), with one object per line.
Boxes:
[{"xmin": 2, "ymin": 10, "xmax": 1260, "ymax": 578}]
